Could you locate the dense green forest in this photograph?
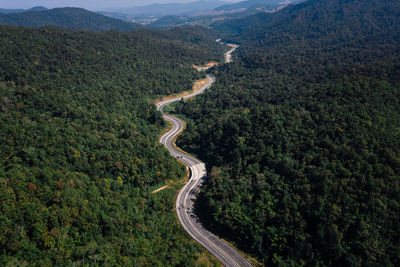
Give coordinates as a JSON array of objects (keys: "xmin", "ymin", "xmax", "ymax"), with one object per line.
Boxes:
[
  {"xmin": 0, "ymin": 7, "xmax": 142, "ymax": 31},
  {"xmin": 174, "ymin": 0, "xmax": 400, "ymax": 265},
  {"xmin": 0, "ymin": 25, "xmax": 224, "ymax": 265}
]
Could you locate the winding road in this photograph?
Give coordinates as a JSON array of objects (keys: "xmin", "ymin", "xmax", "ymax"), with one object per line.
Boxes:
[{"xmin": 157, "ymin": 44, "xmax": 252, "ymax": 267}]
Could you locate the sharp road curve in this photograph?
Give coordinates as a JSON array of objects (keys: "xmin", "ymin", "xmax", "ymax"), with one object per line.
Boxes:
[{"xmin": 158, "ymin": 44, "xmax": 252, "ymax": 267}]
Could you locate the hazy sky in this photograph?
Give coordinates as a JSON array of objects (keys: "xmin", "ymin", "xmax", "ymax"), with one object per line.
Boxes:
[{"xmin": 0, "ymin": 0, "xmax": 240, "ymax": 11}]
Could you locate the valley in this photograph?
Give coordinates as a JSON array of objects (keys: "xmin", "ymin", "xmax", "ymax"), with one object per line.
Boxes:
[{"xmin": 1, "ymin": 0, "xmax": 399, "ymax": 266}]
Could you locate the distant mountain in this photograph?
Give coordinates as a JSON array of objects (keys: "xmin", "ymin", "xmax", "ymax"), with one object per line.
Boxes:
[
  {"xmin": 151, "ymin": 0, "xmax": 302, "ymax": 28},
  {"xmin": 0, "ymin": 8, "xmax": 25, "ymax": 14},
  {"xmin": 151, "ymin": 15, "xmax": 190, "ymax": 27},
  {"xmin": 0, "ymin": 7, "xmax": 142, "ymax": 31},
  {"xmin": 0, "ymin": 6, "xmax": 48, "ymax": 14},
  {"xmin": 215, "ymin": 0, "xmax": 301, "ymax": 12},
  {"xmin": 27, "ymin": 6, "xmax": 48, "ymax": 12},
  {"xmin": 102, "ymin": 0, "xmax": 231, "ymax": 18},
  {"xmin": 215, "ymin": 0, "xmax": 281, "ymax": 11}
]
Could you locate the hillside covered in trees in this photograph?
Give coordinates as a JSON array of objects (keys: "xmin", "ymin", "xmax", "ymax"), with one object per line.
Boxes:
[
  {"xmin": 174, "ymin": 0, "xmax": 400, "ymax": 265},
  {"xmin": 0, "ymin": 25, "xmax": 224, "ymax": 265},
  {"xmin": 0, "ymin": 7, "xmax": 143, "ymax": 31}
]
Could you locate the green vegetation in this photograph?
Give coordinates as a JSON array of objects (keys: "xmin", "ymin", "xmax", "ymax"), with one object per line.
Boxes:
[
  {"xmin": 0, "ymin": 8, "xmax": 142, "ymax": 31},
  {"xmin": 174, "ymin": 0, "xmax": 400, "ymax": 265},
  {"xmin": 0, "ymin": 25, "xmax": 224, "ymax": 265}
]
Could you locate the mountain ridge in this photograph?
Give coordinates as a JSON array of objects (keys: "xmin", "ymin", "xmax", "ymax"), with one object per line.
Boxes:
[{"xmin": 0, "ymin": 7, "xmax": 142, "ymax": 31}]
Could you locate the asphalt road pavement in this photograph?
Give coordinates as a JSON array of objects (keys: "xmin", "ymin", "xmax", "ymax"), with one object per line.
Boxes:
[{"xmin": 158, "ymin": 45, "xmax": 251, "ymax": 267}]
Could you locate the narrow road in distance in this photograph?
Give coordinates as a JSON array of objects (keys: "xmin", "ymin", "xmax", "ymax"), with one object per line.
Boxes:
[
  {"xmin": 225, "ymin": 44, "xmax": 239, "ymax": 63},
  {"xmin": 158, "ymin": 44, "xmax": 252, "ymax": 267}
]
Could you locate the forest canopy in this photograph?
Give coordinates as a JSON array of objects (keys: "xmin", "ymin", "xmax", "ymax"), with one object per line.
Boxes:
[
  {"xmin": 0, "ymin": 7, "xmax": 143, "ymax": 31},
  {"xmin": 174, "ymin": 0, "xmax": 400, "ymax": 265},
  {"xmin": 0, "ymin": 25, "xmax": 224, "ymax": 266}
]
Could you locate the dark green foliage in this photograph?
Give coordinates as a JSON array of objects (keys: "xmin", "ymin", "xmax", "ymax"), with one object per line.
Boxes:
[
  {"xmin": 214, "ymin": 0, "xmax": 400, "ymax": 49},
  {"xmin": 174, "ymin": 0, "xmax": 400, "ymax": 265},
  {"xmin": 0, "ymin": 25, "xmax": 224, "ymax": 265},
  {"xmin": 0, "ymin": 8, "xmax": 143, "ymax": 31}
]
